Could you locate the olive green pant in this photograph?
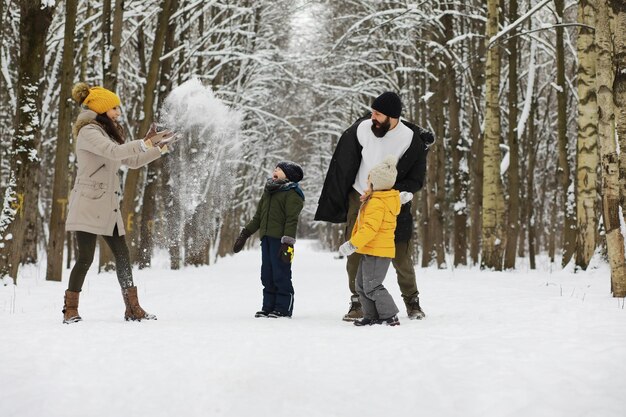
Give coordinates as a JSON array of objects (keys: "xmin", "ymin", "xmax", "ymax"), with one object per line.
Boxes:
[{"xmin": 345, "ymin": 190, "xmax": 419, "ymax": 301}]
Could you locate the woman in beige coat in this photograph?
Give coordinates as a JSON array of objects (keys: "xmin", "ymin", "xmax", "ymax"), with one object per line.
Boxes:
[{"xmin": 62, "ymin": 82, "xmax": 173, "ymax": 324}]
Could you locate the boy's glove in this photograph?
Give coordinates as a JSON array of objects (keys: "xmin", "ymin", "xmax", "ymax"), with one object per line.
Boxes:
[
  {"xmin": 279, "ymin": 243, "xmax": 294, "ymax": 264},
  {"xmin": 279, "ymin": 236, "xmax": 296, "ymax": 264},
  {"xmin": 233, "ymin": 228, "xmax": 252, "ymax": 253},
  {"xmin": 400, "ymin": 191, "xmax": 413, "ymax": 205},
  {"xmin": 338, "ymin": 241, "xmax": 357, "ymax": 257}
]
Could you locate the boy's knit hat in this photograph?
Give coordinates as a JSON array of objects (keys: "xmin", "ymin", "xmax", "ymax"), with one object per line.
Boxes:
[
  {"xmin": 371, "ymin": 91, "xmax": 402, "ymax": 118},
  {"xmin": 369, "ymin": 155, "xmax": 397, "ymax": 191},
  {"xmin": 72, "ymin": 82, "xmax": 121, "ymax": 114},
  {"xmin": 277, "ymin": 161, "xmax": 304, "ymax": 183}
]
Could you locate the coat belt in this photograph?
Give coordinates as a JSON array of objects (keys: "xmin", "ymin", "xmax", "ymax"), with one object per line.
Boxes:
[{"xmin": 76, "ymin": 178, "xmax": 107, "ymax": 189}]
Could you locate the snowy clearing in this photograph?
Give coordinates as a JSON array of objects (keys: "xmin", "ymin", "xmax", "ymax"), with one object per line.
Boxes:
[{"xmin": 1, "ymin": 241, "xmax": 625, "ymax": 417}]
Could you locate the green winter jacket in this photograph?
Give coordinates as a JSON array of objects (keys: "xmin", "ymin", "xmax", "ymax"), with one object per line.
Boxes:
[{"xmin": 245, "ymin": 184, "xmax": 305, "ymax": 240}]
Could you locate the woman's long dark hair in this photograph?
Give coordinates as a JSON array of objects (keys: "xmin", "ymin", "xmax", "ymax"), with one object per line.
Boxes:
[{"xmin": 95, "ymin": 113, "xmax": 125, "ymax": 144}]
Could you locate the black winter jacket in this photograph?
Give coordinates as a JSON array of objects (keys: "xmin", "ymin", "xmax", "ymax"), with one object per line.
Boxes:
[{"xmin": 314, "ymin": 115, "xmax": 434, "ymax": 241}]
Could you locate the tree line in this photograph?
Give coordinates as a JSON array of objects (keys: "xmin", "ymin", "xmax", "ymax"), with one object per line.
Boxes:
[{"xmin": 0, "ymin": 0, "xmax": 624, "ymax": 297}]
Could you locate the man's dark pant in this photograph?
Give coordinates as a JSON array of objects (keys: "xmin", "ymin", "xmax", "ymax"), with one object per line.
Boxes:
[
  {"xmin": 345, "ymin": 190, "xmax": 419, "ymax": 301},
  {"xmin": 260, "ymin": 236, "xmax": 294, "ymax": 316}
]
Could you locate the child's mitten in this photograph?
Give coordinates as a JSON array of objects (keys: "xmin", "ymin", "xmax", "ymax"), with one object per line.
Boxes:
[
  {"xmin": 279, "ymin": 236, "xmax": 296, "ymax": 263},
  {"xmin": 279, "ymin": 243, "xmax": 294, "ymax": 263},
  {"xmin": 400, "ymin": 191, "xmax": 413, "ymax": 205},
  {"xmin": 338, "ymin": 241, "xmax": 357, "ymax": 257},
  {"xmin": 233, "ymin": 228, "xmax": 252, "ymax": 253}
]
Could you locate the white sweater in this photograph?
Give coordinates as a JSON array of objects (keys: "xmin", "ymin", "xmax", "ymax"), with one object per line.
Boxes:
[{"xmin": 352, "ymin": 119, "xmax": 413, "ymax": 194}]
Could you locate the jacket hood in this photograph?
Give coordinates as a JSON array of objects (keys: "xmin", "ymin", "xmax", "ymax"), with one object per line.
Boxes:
[
  {"xmin": 72, "ymin": 109, "xmax": 98, "ymax": 139},
  {"xmin": 371, "ymin": 189, "xmax": 400, "ymax": 216}
]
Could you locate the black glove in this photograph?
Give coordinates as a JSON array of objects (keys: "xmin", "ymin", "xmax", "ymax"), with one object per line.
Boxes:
[
  {"xmin": 233, "ymin": 228, "xmax": 252, "ymax": 253},
  {"xmin": 279, "ymin": 243, "xmax": 294, "ymax": 264}
]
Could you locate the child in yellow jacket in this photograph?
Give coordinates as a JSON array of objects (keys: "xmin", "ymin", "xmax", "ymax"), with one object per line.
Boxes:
[{"xmin": 338, "ymin": 156, "xmax": 401, "ymax": 326}]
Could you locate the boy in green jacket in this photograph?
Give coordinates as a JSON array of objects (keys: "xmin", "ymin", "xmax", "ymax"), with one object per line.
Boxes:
[{"xmin": 233, "ymin": 161, "xmax": 305, "ymax": 318}]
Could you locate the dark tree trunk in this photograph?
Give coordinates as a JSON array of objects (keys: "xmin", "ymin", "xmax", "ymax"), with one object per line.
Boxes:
[
  {"xmin": 527, "ymin": 100, "xmax": 538, "ymax": 270},
  {"xmin": 138, "ymin": 0, "xmax": 178, "ymax": 269},
  {"xmin": 0, "ymin": 1, "xmax": 55, "ymax": 283},
  {"xmin": 46, "ymin": 0, "xmax": 78, "ymax": 281},
  {"xmin": 504, "ymin": 0, "xmax": 520, "ymax": 269},
  {"xmin": 443, "ymin": 8, "xmax": 467, "ymax": 267},
  {"xmin": 121, "ymin": 0, "xmax": 174, "ymax": 263},
  {"xmin": 555, "ymin": 0, "xmax": 576, "ymax": 266},
  {"xmin": 469, "ymin": 15, "xmax": 485, "ymax": 266}
]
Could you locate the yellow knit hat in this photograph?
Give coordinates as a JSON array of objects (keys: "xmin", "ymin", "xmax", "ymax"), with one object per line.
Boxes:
[{"xmin": 72, "ymin": 83, "xmax": 121, "ymax": 114}]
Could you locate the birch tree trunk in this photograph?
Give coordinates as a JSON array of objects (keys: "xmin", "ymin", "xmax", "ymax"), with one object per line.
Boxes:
[
  {"xmin": 46, "ymin": 0, "xmax": 78, "ymax": 282},
  {"xmin": 481, "ymin": 0, "xmax": 506, "ymax": 270},
  {"xmin": 504, "ymin": 0, "xmax": 520, "ymax": 270},
  {"xmin": 597, "ymin": 0, "xmax": 626, "ymax": 297},
  {"xmin": 611, "ymin": 0, "xmax": 626, "ymax": 294},
  {"xmin": 555, "ymin": 0, "xmax": 577, "ymax": 267},
  {"xmin": 0, "ymin": 1, "xmax": 55, "ymax": 283},
  {"xmin": 612, "ymin": 0, "xmax": 626, "ymax": 221},
  {"xmin": 575, "ymin": 0, "xmax": 599, "ymax": 270}
]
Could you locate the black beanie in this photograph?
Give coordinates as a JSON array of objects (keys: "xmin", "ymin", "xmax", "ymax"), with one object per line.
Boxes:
[
  {"xmin": 276, "ymin": 161, "xmax": 304, "ymax": 183},
  {"xmin": 371, "ymin": 91, "xmax": 402, "ymax": 118}
]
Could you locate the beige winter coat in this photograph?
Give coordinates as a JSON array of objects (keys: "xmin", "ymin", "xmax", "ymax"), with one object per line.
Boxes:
[{"xmin": 65, "ymin": 110, "xmax": 162, "ymax": 236}]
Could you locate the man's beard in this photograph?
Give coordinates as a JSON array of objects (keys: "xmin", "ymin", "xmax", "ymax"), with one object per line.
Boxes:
[{"xmin": 371, "ymin": 117, "xmax": 391, "ymax": 137}]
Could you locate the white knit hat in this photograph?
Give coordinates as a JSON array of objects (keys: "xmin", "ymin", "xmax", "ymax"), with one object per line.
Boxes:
[{"xmin": 369, "ymin": 155, "xmax": 398, "ymax": 191}]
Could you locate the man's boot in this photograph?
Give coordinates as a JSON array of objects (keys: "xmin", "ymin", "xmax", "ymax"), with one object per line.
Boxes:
[
  {"xmin": 342, "ymin": 295, "xmax": 363, "ymax": 321},
  {"xmin": 62, "ymin": 290, "xmax": 82, "ymax": 324},
  {"xmin": 121, "ymin": 286, "xmax": 157, "ymax": 321},
  {"xmin": 403, "ymin": 295, "xmax": 425, "ymax": 320}
]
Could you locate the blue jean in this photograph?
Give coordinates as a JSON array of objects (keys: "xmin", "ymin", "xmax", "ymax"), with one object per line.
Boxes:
[{"xmin": 260, "ymin": 236, "xmax": 294, "ymax": 315}]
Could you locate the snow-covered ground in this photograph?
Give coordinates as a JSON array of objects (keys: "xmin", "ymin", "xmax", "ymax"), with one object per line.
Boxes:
[{"xmin": 1, "ymin": 241, "xmax": 625, "ymax": 417}]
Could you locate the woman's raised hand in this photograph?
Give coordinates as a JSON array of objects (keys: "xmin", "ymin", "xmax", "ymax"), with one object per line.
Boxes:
[{"xmin": 144, "ymin": 122, "xmax": 175, "ymax": 147}]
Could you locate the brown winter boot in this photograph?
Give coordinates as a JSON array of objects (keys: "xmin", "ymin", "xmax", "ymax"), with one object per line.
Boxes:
[
  {"xmin": 342, "ymin": 295, "xmax": 363, "ymax": 321},
  {"xmin": 121, "ymin": 286, "xmax": 157, "ymax": 321},
  {"xmin": 403, "ymin": 295, "xmax": 426, "ymax": 320},
  {"xmin": 62, "ymin": 290, "xmax": 82, "ymax": 324}
]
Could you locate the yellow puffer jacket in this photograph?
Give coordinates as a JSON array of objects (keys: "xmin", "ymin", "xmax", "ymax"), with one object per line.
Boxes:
[{"xmin": 349, "ymin": 190, "xmax": 400, "ymax": 258}]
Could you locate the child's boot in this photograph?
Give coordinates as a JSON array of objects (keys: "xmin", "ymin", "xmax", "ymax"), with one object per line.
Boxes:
[
  {"xmin": 354, "ymin": 317, "xmax": 378, "ymax": 326},
  {"xmin": 380, "ymin": 315, "xmax": 400, "ymax": 326},
  {"xmin": 268, "ymin": 310, "xmax": 292, "ymax": 319}
]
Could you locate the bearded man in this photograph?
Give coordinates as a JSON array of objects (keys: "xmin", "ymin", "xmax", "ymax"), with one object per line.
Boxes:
[{"xmin": 314, "ymin": 91, "xmax": 434, "ymax": 321}]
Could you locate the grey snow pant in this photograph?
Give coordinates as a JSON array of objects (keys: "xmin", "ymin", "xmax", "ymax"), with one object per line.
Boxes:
[
  {"xmin": 355, "ymin": 255, "xmax": 399, "ymax": 320},
  {"xmin": 346, "ymin": 190, "xmax": 419, "ymax": 302}
]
